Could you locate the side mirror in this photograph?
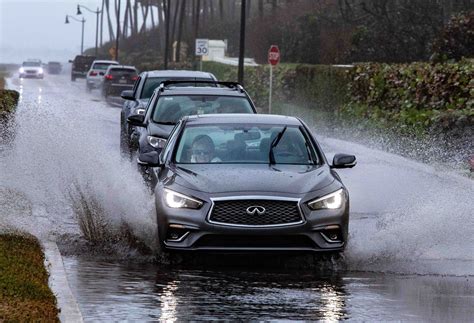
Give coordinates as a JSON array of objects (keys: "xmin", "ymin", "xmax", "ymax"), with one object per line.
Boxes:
[
  {"xmin": 127, "ymin": 114, "xmax": 145, "ymax": 127},
  {"xmin": 331, "ymin": 153, "xmax": 357, "ymax": 169},
  {"xmin": 137, "ymin": 151, "xmax": 161, "ymax": 167},
  {"xmin": 68, "ymin": 59, "xmax": 73, "ymax": 63},
  {"xmin": 121, "ymin": 90, "xmax": 135, "ymax": 101}
]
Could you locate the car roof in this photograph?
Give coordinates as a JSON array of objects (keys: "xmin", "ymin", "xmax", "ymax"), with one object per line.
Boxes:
[
  {"xmin": 142, "ymin": 70, "xmax": 215, "ymax": 79},
  {"xmin": 156, "ymin": 86, "xmax": 248, "ymax": 97},
  {"xmin": 184, "ymin": 114, "xmax": 302, "ymax": 126},
  {"xmin": 92, "ymin": 60, "xmax": 119, "ymax": 64}
]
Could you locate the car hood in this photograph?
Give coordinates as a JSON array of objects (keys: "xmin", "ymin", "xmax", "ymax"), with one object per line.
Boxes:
[
  {"xmin": 147, "ymin": 122, "xmax": 175, "ymax": 139},
  {"xmin": 168, "ymin": 164, "xmax": 334, "ymax": 195}
]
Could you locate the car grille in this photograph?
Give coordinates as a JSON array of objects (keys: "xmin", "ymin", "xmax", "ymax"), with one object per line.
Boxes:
[
  {"xmin": 26, "ymin": 70, "xmax": 37, "ymax": 73},
  {"xmin": 209, "ymin": 199, "xmax": 303, "ymax": 226}
]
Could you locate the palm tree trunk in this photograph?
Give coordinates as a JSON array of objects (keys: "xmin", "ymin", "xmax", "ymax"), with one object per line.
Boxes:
[
  {"xmin": 100, "ymin": 0, "xmax": 105, "ymax": 46},
  {"xmin": 106, "ymin": 0, "xmax": 115, "ymax": 41},
  {"xmin": 140, "ymin": 2, "xmax": 150, "ymax": 33}
]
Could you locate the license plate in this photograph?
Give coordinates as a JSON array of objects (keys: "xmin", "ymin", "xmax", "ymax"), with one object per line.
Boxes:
[{"xmin": 119, "ymin": 79, "xmax": 127, "ymax": 84}]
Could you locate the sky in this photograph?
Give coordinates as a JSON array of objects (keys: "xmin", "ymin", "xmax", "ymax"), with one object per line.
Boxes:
[{"xmin": 0, "ymin": 0, "xmax": 109, "ymax": 63}]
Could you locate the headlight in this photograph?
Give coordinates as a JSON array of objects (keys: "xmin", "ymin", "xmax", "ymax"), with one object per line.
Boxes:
[
  {"xmin": 164, "ymin": 188, "xmax": 203, "ymax": 209},
  {"xmin": 19, "ymin": 67, "xmax": 25, "ymax": 73},
  {"xmin": 147, "ymin": 136, "xmax": 167, "ymax": 149},
  {"xmin": 38, "ymin": 68, "xmax": 44, "ymax": 74},
  {"xmin": 308, "ymin": 189, "xmax": 345, "ymax": 210}
]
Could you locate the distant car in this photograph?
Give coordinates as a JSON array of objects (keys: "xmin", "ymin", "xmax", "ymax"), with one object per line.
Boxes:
[
  {"xmin": 127, "ymin": 80, "xmax": 257, "ymax": 173},
  {"xmin": 137, "ymin": 114, "xmax": 356, "ymax": 253},
  {"xmin": 101, "ymin": 65, "xmax": 138, "ymax": 98},
  {"xmin": 69, "ymin": 55, "xmax": 95, "ymax": 81},
  {"xmin": 120, "ymin": 70, "xmax": 217, "ymax": 155},
  {"xmin": 47, "ymin": 61, "xmax": 62, "ymax": 74},
  {"xmin": 19, "ymin": 60, "xmax": 44, "ymax": 79},
  {"xmin": 86, "ymin": 60, "xmax": 119, "ymax": 91}
]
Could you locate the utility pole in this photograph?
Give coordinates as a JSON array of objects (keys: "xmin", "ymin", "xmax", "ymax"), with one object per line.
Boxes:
[
  {"xmin": 164, "ymin": 0, "xmax": 171, "ymax": 69},
  {"xmin": 238, "ymin": 0, "xmax": 247, "ymax": 85}
]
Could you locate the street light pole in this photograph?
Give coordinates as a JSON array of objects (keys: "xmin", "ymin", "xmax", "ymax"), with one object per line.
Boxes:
[
  {"xmin": 238, "ymin": 0, "xmax": 247, "ymax": 85},
  {"xmin": 164, "ymin": 0, "xmax": 171, "ymax": 69},
  {"xmin": 65, "ymin": 15, "xmax": 86, "ymax": 54},
  {"xmin": 77, "ymin": 4, "xmax": 102, "ymax": 56}
]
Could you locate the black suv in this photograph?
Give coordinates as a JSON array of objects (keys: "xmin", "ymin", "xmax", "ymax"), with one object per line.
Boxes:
[
  {"xmin": 127, "ymin": 81, "xmax": 257, "ymax": 169},
  {"xmin": 120, "ymin": 70, "xmax": 217, "ymax": 155},
  {"xmin": 102, "ymin": 65, "xmax": 138, "ymax": 98},
  {"xmin": 69, "ymin": 55, "xmax": 96, "ymax": 81}
]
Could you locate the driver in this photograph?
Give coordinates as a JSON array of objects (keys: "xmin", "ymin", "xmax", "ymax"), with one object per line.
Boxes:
[{"xmin": 190, "ymin": 135, "xmax": 222, "ymax": 163}]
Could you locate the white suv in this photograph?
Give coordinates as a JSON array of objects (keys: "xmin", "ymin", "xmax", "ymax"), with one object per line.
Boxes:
[
  {"xmin": 19, "ymin": 59, "xmax": 44, "ymax": 79},
  {"xmin": 86, "ymin": 60, "xmax": 119, "ymax": 91}
]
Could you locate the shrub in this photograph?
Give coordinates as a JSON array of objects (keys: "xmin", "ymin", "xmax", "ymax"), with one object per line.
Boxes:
[{"xmin": 432, "ymin": 11, "xmax": 474, "ymax": 61}]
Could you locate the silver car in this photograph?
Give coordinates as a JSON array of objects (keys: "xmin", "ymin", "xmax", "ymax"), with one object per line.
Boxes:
[{"xmin": 140, "ymin": 114, "xmax": 357, "ymax": 254}]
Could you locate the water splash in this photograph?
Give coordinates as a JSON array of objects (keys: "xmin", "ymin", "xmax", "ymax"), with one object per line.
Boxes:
[{"xmin": 0, "ymin": 78, "xmax": 156, "ymax": 257}]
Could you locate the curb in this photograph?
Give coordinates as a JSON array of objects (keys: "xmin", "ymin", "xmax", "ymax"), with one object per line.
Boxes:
[{"xmin": 42, "ymin": 241, "xmax": 83, "ymax": 323}]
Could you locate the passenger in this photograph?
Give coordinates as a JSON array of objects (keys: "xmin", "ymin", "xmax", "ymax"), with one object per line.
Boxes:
[{"xmin": 190, "ymin": 135, "xmax": 222, "ymax": 163}]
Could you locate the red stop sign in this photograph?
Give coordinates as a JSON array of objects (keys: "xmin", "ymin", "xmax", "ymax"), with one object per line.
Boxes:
[{"xmin": 268, "ymin": 45, "xmax": 280, "ymax": 66}]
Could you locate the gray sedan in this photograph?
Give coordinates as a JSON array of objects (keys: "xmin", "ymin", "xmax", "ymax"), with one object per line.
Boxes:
[{"xmin": 140, "ymin": 114, "xmax": 356, "ymax": 253}]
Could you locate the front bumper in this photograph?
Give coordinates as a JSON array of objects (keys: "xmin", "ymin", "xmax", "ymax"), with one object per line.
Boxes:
[
  {"xmin": 20, "ymin": 72, "xmax": 43, "ymax": 78},
  {"xmin": 155, "ymin": 190, "xmax": 349, "ymax": 252}
]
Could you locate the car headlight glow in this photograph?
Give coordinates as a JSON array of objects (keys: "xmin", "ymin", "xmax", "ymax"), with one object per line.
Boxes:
[
  {"xmin": 38, "ymin": 68, "xmax": 44, "ymax": 74},
  {"xmin": 19, "ymin": 67, "xmax": 25, "ymax": 73},
  {"xmin": 147, "ymin": 136, "xmax": 167, "ymax": 149},
  {"xmin": 164, "ymin": 188, "xmax": 203, "ymax": 209},
  {"xmin": 308, "ymin": 189, "xmax": 345, "ymax": 210}
]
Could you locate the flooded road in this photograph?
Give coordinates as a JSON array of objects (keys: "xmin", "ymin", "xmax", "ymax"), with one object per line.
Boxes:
[{"xmin": 1, "ymin": 72, "xmax": 473, "ymax": 321}]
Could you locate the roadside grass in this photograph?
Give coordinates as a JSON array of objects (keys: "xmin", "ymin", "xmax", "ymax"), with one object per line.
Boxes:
[{"xmin": 0, "ymin": 233, "xmax": 59, "ymax": 321}]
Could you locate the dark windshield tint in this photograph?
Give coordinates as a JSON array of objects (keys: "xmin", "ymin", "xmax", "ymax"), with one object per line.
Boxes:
[
  {"xmin": 152, "ymin": 96, "xmax": 254, "ymax": 124},
  {"xmin": 175, "ymin": 124, "xmax": 318, "ymax": 165},
  {"xmin": 23, "ymin": 62, "xmax": 41, "ymax": 67},
  {"xmin": 141, "ymin": 77, "xmax": 215, "ymax": 99},
  {"xmin": 92, "ymin": 63, "xmax": 116, "ymax": 70},
  {"xmin": 110, "ymin": 68, "xmax": 137, "ymax": 77}
]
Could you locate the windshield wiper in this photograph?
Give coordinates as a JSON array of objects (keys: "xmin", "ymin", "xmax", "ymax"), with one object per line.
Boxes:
[{"xmin": 269, "ymin": 126, "xmax": 287, "ymax": 165}]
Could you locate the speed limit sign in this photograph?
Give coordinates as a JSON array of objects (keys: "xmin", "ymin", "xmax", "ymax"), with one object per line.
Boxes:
[{"xmin": 195, "ymin": 39, "xmax": 209, "ymax": 56}]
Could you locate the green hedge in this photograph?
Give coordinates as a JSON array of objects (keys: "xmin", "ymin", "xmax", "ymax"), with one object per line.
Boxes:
[
  {"xmin": 202, "ymin": 61, "xmax": 473, "ymax": 136},
  {"xmin": 0, "ymin": 89, "xmax": 20, "ymax": 117},
  {"xmin": 343, "ymin": 60, "xmax": 474, "ymax": 132},
  {"xmin": 201, "ymin": 62, "xmax": 351, "ymax": 110}
]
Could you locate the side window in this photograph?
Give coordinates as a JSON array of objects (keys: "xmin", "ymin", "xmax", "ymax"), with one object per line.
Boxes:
[
  {"xmin": 132, "ymin": 76, "xmax": 141, "ymax": 97},
  {"xmin": 162, "ymin": 121, "xmax": 182, "ymax": 162},
  {"xmin": 144, "ymin": 91, "xmax": 157, "ymax": 121}
]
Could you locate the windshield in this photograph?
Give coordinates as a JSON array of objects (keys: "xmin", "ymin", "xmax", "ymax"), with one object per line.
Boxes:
[
  {"xmin": 110, "ymin": 68, "xmax": 137, "ymax": 77},
  {"xmin": 175, "ymin": 124, "xmax": 318, "ymax": 165},
  {"xmin": 141, "ymin": 77, "xmax": 216, "ymax": 99},
  {"xmin": 22, "ymin": 61, "xmax": 41, "ymax": 67},
  {"xmin": 151, "ymin": 96, "xmax": 254, "ymax": 125}
]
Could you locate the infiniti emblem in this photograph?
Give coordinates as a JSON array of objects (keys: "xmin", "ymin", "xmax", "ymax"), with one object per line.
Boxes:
[{"xmin": 246, "ymin": 206, "xmax": 266, "ymax": 216}]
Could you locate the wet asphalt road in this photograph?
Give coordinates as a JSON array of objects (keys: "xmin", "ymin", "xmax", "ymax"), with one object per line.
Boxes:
[{"xmin": 1, "ymin": 72, "xmax": 473, "ymax": 321}]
